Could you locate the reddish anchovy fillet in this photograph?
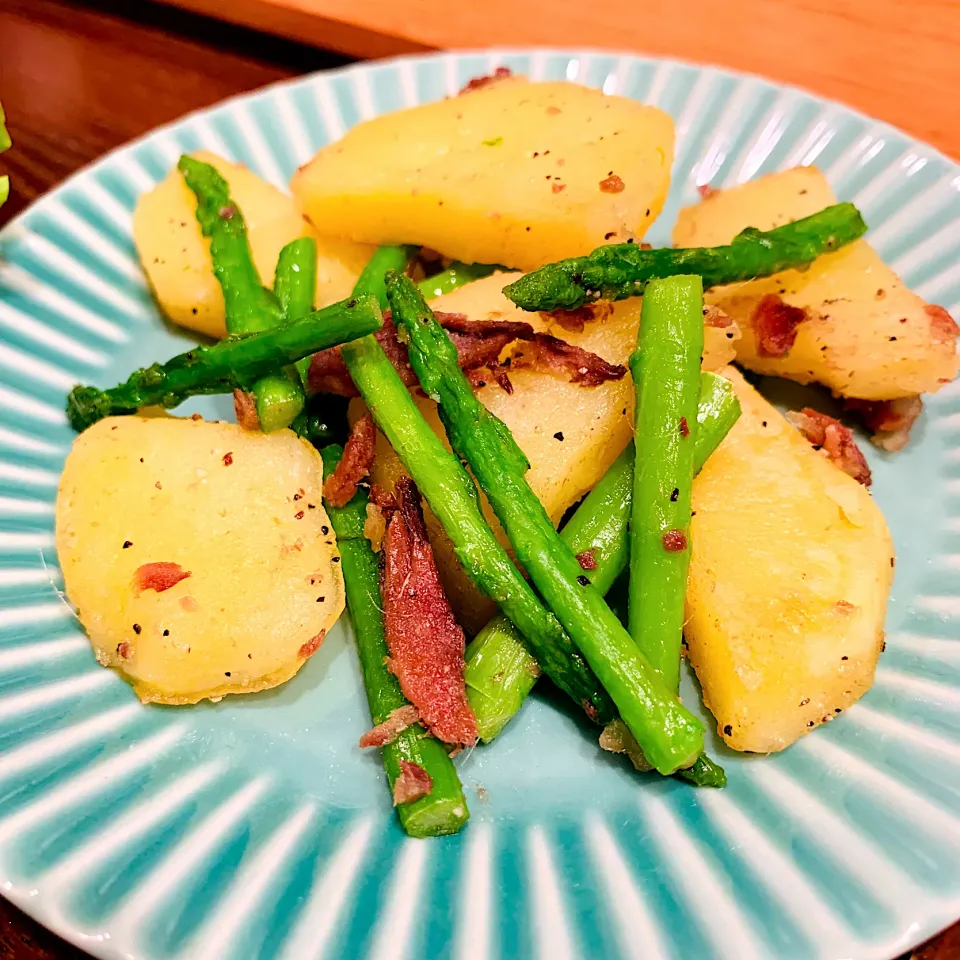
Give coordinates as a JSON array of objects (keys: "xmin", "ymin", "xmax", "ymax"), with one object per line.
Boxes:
[
  {"xmin": 541, "ymin": 302, "xmax": 614, "ymax": 334},
  {"xmin": 845, "ymin": 396, "xmax": 923, "ymax": 452},
  {"xmin": 308, "ymin": 313, "xmax": 624, "ymax": 395},
  {"xmin": 233, "ymin": 390, "xmax": 260, "ymax": 430},
  {"xmin": 392, "ymin": 760, "xmax": 433, "ymax": 805},
  {"xmin": 134, "ymin": 562, "xmax": 191, "ymax": 594},
  {"xmin": 459, "ymin": 66, "xmax": 512, "ymax": 94},
  {"xmin": 786, "ymin": 408, "xmax": 872, "ymax": 486},
  {"xmin": 309, "ymin": 313, "xmax": 529, "ymax": 396},
  {"xmin": 381, "ymin": 477, "xmax": 478, "ymax": 746},
  {"xmin": 359, "ymin": 705, "xmax": 422, "ymax": 749},
  {"xmin": 323, "ymin": 414, "xmax": 376, "ymax": 508},
  {"xmin": 752, "ymin": 294, "xmax": 808, "ymax": 357},
  {"xmin": 510, "ymin": 333, "xmax": 627, "ymax": 386},
  {"xmin": 926, "ymin": 303, "xmax": 960, "ymax": 341}
]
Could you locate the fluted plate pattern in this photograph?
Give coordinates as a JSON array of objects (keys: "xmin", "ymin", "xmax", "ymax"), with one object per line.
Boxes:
[{"xmin": 0, "ymin": 50, "xmax": 958, "ymax": 960}]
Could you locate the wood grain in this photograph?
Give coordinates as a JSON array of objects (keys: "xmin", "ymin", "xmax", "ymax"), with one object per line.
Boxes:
[
  {"xmin": 154, "ymin": 0, "xmax": 960, "ymax": 160},
  {"xmin": 0, "ymin": 0, "xmax": 346, "ymax": 224},
  {"xmin": 0, "ymin": 1, "xmax": 956, "ymax": 957}
]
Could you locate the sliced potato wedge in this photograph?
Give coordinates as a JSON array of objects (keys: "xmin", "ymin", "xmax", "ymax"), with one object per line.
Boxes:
[
  {"xmin": 56, "ymin": 416, "xmax": 344, "ymax": 704},
  {"xmin": 685, "ymin": 368, "xmax": 894, "ymax": 752},
  {"xmin": 292, "ymin": 78, "xmax": 675, "ymax": 271},
  {"xmin": 673, "ymin": 166, "xmax": 959, "ymax": 400}
]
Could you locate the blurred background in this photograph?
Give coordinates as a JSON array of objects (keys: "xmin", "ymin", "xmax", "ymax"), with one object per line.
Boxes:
[
  {"xmin": 0, "ymin": 1, "xmax": 958, "ymax": 957},
  {"xmin": 1, "ymin": 0, "xmax": 958, "ymax": 229}
]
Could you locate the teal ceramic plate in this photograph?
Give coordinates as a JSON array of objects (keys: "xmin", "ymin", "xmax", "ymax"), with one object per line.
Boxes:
[{"xmin": 0, "ymin": 50, "xmax": 958, "ymax": 960}]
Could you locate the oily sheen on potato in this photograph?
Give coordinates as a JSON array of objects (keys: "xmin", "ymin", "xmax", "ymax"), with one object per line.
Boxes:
[
  {"xmin": 292, "ymin": 78, "xmax": 675, "ymax": 271},
  {"xmin": 133, "ymin": 151, "xmax": 375, "ymax": 338},
  {"xmin": 673, "ymin": 166, "xmax": 959, "ymax": 400},
  {"xmin": 684, "ymin": 368, "xmax": 894, "ymax": 753},
  {"xmin": 365, "ymin": 272, "xmax": 740, "ymax": 632},
  {"xmin": 56, "ymin": 416, "xmax": 344, "ymax": 704}
]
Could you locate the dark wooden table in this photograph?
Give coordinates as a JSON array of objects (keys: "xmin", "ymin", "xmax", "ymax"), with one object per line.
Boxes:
[{"xmin": 0, "ymin": 1, "xmax": 957, "ymax": 957}]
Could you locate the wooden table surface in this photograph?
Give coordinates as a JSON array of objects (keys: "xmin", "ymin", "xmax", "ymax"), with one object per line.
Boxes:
[{"xmin": 0, "ymin": 0, "xmax": 957, "ymax": 957}]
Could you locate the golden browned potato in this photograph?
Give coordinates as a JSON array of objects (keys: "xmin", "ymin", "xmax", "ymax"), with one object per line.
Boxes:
[
  {"xmin": 685, "ymin": 368, "xmax": 894, "ymax": 753},
  {"xmin": 673, "ymin": 166, "xmax": 959, "ymax": 401},
  {"xmin": 365, "ymin": 272, "xmax": 739, "ymax": 632},
  {"xmin": 133, "ymin": 151, "xmax": 374, "ymax": 338},
  {"xmin": 56, "ymin": 416, "xmax": 344, "ymax": 704},
  {"xmin": 292, "ymin": 78, "xmax": 674, "ymax": 271}
]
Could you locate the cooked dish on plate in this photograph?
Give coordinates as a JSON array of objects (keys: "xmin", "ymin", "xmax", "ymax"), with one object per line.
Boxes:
[{"xmin": 54, "ymin": 69, "xmax": 958, "ymax": 838}]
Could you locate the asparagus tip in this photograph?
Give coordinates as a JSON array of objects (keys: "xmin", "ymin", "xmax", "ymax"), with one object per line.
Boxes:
[{"xmin": 66, "ymin": 385, "xmax": 113, "ymax": 433}]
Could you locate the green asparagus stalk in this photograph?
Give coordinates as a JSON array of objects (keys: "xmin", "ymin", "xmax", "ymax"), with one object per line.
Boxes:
[
  {"xmin": 321, "ymin": 444, "xmax": 469, "ymax": 838},
  {"xmin": 66, "ymin": 295, "xmax": 382, "ymax": 432},
  {"xmin": 465, "ymin": 372, "xmax": 739, "ymax": 741},
  {"xmin": 629, "ymin": 276, "xmax": 704, "ymax": 691},
  {"xmin": 387, "ymin": 271, "xmax": 704, "ymax": 776},
  {"xmin": 503, "ymin": 202, "xmax": 868, "ymax": 311},
  {"xmin": 418, "ymin": 262, "xmax": 501, "ymax": 300},
  {"xmin": 354, "ymin": 245, "xmax": 415, "ymax": 309},
  {"xmin": 179, "ymin": 155, "xmax": 305, "ymax": 431},
  {"xmin": 274, "ymin": 237, "xmax": 319, "ymax": 386},
  {"xmin": 0, "ymin": 101, "xmax": 11, "ymax": 207},
  {"xmin": 339, "ymin": 308, "xmax": 617, "ymax": 727}
]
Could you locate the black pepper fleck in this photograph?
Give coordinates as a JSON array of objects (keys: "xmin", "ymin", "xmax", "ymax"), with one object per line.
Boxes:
[
  {"xmin": 321, "ymin": 526, "xmax": 329, "ymax": 535},
  {"xmin": 133, "ymin": 624, "xmax": 141, "ymax": 635},
  {"xmin": 670, "ymin": 488, "xmax": 679, "ymax": 502},
  {"xmin": 723, "ymin": 724, "xmax": 732, "ymax": 736},
  {"xmin": 162, "ymin": 629, "xmax": 169, "ymax": 637},
  {"xmin": 122, "ymin": 540, "xmax": 133, "ymax": 549},
  {"xmin": 577, "ymin": 575, "xmax": 590, "ymax": 586},
  {"xmin": 553, "ymin": 431, "xmax": 564, "ymax": 441}
]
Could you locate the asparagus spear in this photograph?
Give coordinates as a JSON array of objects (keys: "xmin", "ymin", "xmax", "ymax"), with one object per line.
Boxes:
[
  {"xmin": 465, "ymin": 372, "xmax": 739, "ymax": 741},
  {"xmin": 355, "ymin": 245, "xmax": 415, "ymax": 310},
  {"xmin": 387, "ymin": 271, "xmax": 704, "ymax": 776},
  {"xmin": 321, "ymin": 444, "xmax": 469, "ymax": 838},
  {"xmin": 274, "ymin": 237, "xmax": 318, "ymax": 386},
  {"xmin": 629, "ymin": 276, "xmax": 704, "ymax": 691},
  {"xmin": 66, "ymin": 295, "xmax": 382, "ymax": 432},
  {"xmin": 418, "ymin": 262, "xmax": 501, "ymax": 300},
  {"xmin": 503, "ymin": 202, "xmax": 868, "ymax": 311},
  {"xmin": 0, "ymin": 101, "xmax": 10, "ymax": 207},
  {"xmin": 178, "ymin": 155, "xmax": 305, "ymax": 431},
  {"xmin": 339, "ymin": 309, "xmax": 617, "ymax": 727}
]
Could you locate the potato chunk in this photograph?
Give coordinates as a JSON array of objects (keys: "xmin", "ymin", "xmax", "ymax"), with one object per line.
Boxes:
[
  {"xmin": 685, "ymin": 368, "xmax": 894, "ymax": 753},
  {"xmin": 292, "ymin": 78, "xmax": 674, "ymax": 271},
  {"xmin": 366, "ymin": 272, "xmax": 739, "ymax": 632},
  {"xmin": 133, "ymin": 151, "xmax": 374, "ymax": 338},
  {"xmin": 56, "ymin": 416, "xmax": 344, "ymax": 704},
  {"xmin": 673, "ymin": 166, "xmax": 959, "ymax": 400}
]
